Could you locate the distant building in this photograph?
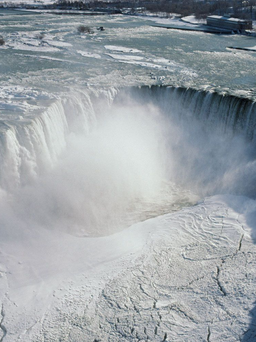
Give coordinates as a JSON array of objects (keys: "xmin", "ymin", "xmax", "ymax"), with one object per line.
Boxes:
[{"xmin": 207, "ymin": 15, "xmax": 252, "ymax": 31}]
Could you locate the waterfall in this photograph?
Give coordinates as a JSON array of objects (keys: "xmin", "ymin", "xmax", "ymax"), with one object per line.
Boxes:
[
  {"xmin": 0, "ymin": 84, "xmax": 256, "ymax": 206},
  {"xmin": 0, "ymin": 88, "xmax": 116, "ymax": 192},
  {"xmin": 121, "ymin": 85, "xmax": 256, "ymax": 141},
  {"xmin": 112, "ymin": 85, "xmax": 256, "ymax": 197}
]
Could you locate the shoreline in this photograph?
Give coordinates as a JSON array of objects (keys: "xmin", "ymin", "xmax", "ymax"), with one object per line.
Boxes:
[
  {"xmin": 151, "ymin": 23, "xmax": 234, "ymax": 34},
  {"xmin": 2, "ymin": 7, "xmax": 254, "ymax": 35}
]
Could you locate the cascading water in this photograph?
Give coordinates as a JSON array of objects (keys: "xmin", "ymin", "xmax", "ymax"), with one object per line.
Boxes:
[
  {"xmin": 0, "ymin": 85, "xmax": 255, "ymax": 238},
  {"xmin": 115, "ymin": 86, "xmax": 256, "ymax": 197},
  {"xmin": 0, "ymin": 86, "xmax": 186, "ymax": 236}
]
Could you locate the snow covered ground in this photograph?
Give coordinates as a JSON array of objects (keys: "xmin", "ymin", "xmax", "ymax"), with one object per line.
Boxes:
[
  {"xmin": 1, "ymin": 195, "xmax": 256, "ymax": 341},
  {"xmin": 144, "ymin": 14, "xmax": 204, "ymax": 27}
]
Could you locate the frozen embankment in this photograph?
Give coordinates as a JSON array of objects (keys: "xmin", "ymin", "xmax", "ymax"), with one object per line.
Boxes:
[
  {"xmin": 44, "ymin": 195, "xmax": 256, "ymax": 342},
  {"xmin": 1, "ymin": 195, "xmax": 256, "ymax": 341}
]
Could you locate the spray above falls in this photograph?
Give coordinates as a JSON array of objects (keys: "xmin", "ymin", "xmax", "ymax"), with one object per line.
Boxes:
[{"xmin": 0, "ymin": 85, "xmax": 255, "ymax": 237}]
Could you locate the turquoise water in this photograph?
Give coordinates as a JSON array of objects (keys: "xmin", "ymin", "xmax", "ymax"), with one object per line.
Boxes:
[{"xmin": 0, "ymin": 9, "xmax": 255, "ymax": 110}]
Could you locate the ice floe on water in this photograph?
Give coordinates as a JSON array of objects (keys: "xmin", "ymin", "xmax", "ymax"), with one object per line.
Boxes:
[
  {"xmin": 106, "ymin": 53, "xmax": 144, "ymax": 61},
  {"xmin": 3, "ymin": 30, "xmax": 74, "ymax": 53},
  {"xmin": 8, "ymin": 42, "xmax": 60, "ymax": 52},
  {"xmin": 104, "ymin": 45, "xmax": 143, "ymax": 53},
  {"xmin": 77, "ymin": 50, "xmax": 102, "ymax": 59},
  {"xmin": 105, "ymin": 50, "xmax": 196, "ymax": 75},
  {"xmin": 46, "ymin": 40, "xmax": 72, "ymax": 48},
  {"xmin": 0, "ymin": 85, "xmax": 54, "ymax": 116}
]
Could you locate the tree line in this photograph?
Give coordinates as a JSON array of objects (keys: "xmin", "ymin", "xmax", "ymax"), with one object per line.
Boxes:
[
  {"xmin": 55, "ymin": 0, "xmax": 256, "ymax": 19},
  {"xmin": 2, "ymin": 0, "xmax": 255, "ymax": 20}
]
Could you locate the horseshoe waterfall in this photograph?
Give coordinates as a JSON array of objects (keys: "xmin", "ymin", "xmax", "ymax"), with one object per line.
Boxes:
[{"xmin": 0, "ymin": 9, "xmax": 256, "ymax": 342}]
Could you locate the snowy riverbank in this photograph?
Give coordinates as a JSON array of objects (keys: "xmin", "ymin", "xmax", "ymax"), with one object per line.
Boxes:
[{"xmin": 1, "ymin": 195, "xmax": 256, "ymax": 341}]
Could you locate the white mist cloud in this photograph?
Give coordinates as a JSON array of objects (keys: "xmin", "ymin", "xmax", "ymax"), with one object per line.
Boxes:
[
  {"xmin": 1, "ymin": 88, "xmax": 256, "ymax": 241},
  {"xmin": 0, "ymin": 100, "xmax": 169, "ymax": 238},
  {"xmin": 160, "ymin": 105, "xmax": 256, "ymax": 198}
]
